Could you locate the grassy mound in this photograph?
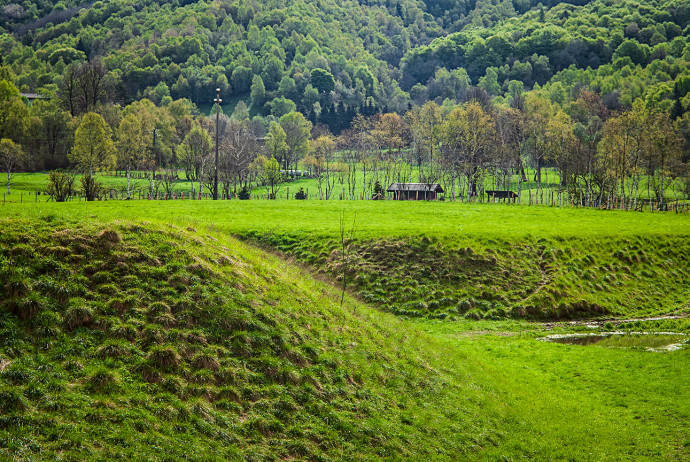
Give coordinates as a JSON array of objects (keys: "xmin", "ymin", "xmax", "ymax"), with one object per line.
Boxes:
[
  {"xmin": 244, "ymin": 232, "xmax": 690, "ymax": 320},
  {"xmin": 0, "ymin": 216, "xmax": 505, "ymax": 461}
]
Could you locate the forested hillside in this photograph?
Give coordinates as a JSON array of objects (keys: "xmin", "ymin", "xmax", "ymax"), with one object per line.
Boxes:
[
  {"xmin": 1, "ymin": 0, "xmax": 688, "ymax": 127},
  {"xmin": 1, "ymin": 0, "xmax": 689, "ymax": 204}
]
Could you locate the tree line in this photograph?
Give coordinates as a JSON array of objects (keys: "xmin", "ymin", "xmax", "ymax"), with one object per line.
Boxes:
[{"xmin": 1, "ymin": 61, "xmax": 688, "ymax": 206}]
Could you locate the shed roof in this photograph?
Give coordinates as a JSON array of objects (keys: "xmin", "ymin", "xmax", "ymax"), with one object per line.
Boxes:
[{"xmin": 387, "ymin": 183, "xmax": 444, "ymax": 193}]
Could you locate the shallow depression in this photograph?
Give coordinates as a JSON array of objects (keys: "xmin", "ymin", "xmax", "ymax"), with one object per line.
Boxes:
[{"xmin": 541, "ymin": 332, "xmax": 690, "ymax": 351}]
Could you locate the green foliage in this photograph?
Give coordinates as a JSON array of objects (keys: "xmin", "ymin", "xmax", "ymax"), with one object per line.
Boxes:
[
  {"xmin": 69, "ymin": 113, "xmax": 115, "ymax": 176},
  {"xmin": 44, "ymin": 171, "xmax": 75, "ymax": 202}
]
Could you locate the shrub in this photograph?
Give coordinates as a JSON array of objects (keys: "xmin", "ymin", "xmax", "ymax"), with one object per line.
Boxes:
[
  {"xmin": 9, "ymin": 293, "xmax": 45, "ymax": 319},
  {"xmin": 45, "ymin": 170, "xmax": 76, "ymax": 202},
  {"xmin": 192, "ymin": 353, "xmax": 220, "ymax": 371},
  {"xmin": 96, "ymin": 341, "xmax": 130, "ymax": 359},
  {"xmin": 294, "ymin": 187, "xmax": 306, "ymax": 200},
  {"xmin": 4, "ymin": 277, "xmax": 31, "ymax": 298},
  {"xmin": 81, "ymin": 173, "xmax": 103, "ymax": 201},
  {"xmin": 238, "ymin": 187, "xmax": 250, "ymax": 200}
]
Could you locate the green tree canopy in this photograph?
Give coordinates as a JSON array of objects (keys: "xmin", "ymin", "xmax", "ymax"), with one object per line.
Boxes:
[{"xmin": 69, "ymin": 112, "xmax": 116, "ymax": 175}]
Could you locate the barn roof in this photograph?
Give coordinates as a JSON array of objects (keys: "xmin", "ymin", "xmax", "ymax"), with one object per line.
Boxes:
[{"xmin": 387, "ymin": 183, "xmax": 444, "ymax": 193}]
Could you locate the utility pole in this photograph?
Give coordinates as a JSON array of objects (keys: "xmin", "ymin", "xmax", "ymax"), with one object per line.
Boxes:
[
  {"xmin": 213, "ymin": 88, "xmax": 221, "ymax": 200},
  {"xmin": 151, "ymin": 128, "xmax": 157, "ymax": 198}
]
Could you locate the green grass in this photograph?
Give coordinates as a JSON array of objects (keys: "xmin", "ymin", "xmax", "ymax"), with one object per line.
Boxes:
[
  {"xmin": 1, "ymin": 215, "xmax": 689, "ymax": 460},
  {"xmin": 3, "ymin": 199, "xmax": 689, "ymax": 320},
  {"xmin": 3, "ymin": 198, "xmax": 689, "ymax": 238},
  {"xmin": 5, "ymin": 168, "xmax": 687, "ymax": 206}
]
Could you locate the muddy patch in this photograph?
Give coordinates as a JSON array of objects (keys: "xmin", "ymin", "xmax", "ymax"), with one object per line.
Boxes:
[{"xmin": 541, "ymin": 332, "xmax": 689, "ymax": 351}]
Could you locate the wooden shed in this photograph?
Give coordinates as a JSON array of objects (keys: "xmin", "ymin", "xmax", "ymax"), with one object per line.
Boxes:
[{"xmin": 387, "ymin": 183, "xmax": 444, "ymax": 200}]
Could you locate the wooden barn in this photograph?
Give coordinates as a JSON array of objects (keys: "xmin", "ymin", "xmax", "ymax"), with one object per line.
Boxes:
[{"xmin": 387, "ymin": 183, "xmax": 444, "ymax": 200}]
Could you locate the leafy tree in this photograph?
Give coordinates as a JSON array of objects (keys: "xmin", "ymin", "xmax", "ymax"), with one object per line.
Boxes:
[
  {"xmin": 265, "ymin": 121, "xmax": 288, "ymax": 168},
  {"xmin": 116, "ymin": 113, "xmax": 148, "ymax": 198},
  {"xmin": 232, "ymin": 101, "xmax": 250, "ymax": 121},
  {"xmin": 179, "ymin": 122, "xmax": 212, "ymax": 196},
  {"xmin": 250, "ymin": 75, "xmax": 266, "ymax": 110},
  {"xmin": 311, "ymin": 69, "xmax": 335, "ymax": 94},
  {"xmin": 280, "ymin": 111, "xmax": 312, "ymax": 171},
  {"xmin": 269, "ymin": 97, "xmax": 297, "ymax": 118},
  {"xmin": 0, "ymin": 79, "xmax": 28, "ymax": 142},
  {"xmin": 69, "ymin": 112, "xmax": 115, "ymax": 200},
  {"xmin": 0, "ymin": 138, "xmax": 26, "ymax": 194},
  {"xmin": 250, "ymin": 155, "xmax": 282, "ymax": 198}
]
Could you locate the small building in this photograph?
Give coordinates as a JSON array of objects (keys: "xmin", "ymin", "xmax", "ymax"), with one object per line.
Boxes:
[
  {"xmin": 387, "ymin": 183, "xmax": 444, "ymax": 200},
  {"xmin": 485, "ymin": 190, "xmax": 518, "ymax": 202}
]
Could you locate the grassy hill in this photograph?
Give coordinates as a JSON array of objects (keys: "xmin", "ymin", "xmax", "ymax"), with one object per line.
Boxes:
[
  {"xmin": 0, "ymin": 215, "xmax": 507, "ymax": 460},
  {"xmin": 1, "ymin": 205, "xmax": 690, "ymax": 459},
  {"xmin": 5, "ymin": 199, "xmax": 689, "ymax": 319}
]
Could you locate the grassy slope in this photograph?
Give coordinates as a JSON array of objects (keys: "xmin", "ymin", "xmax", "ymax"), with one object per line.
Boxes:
[
  {"xmin": 0, "ymin": 206, "xmax": 689, "ymax": 459},
  {"xmin": 0, "ymin": 213, "xmax": 688, "ymax": 460},
  {"xmin": 0, "ymin": 216, "xmax": 509, "ymax": 460},
  {"xmin": 4, "ymin": 200, "xmax": 689, "ymax": 319}
]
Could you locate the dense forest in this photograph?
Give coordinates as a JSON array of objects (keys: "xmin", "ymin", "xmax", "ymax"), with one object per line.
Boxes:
[{"xmin": 0, "ymin": 0, "xmax": 689, "ymax": 202}]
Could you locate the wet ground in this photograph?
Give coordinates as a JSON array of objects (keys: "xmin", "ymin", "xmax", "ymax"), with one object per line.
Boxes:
[{"xmin": 541, "ymin": 332, "xmax": 689, "ymax": 351}]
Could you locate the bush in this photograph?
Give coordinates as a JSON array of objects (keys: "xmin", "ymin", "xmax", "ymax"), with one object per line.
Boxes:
[
  {"xmin": 81, "ymin": 173, "xmax": 103, "ymax": 201},
  {"xmin": 0, "ymin": 391, "xmax": 26, "ymax": 413},
  {"xmin": 295, "ymin": 187, "xmax": 306, "ymax": 200},
  {"xmin": 373, "ymin": 180, "xmax": 384, "ymax": 200},
  {"xmin": 148, "ymin": 345, "xmax": 182, "ymax": 369},
  {"xmin": 238, "ymin": 187, "xmax": 250, "ymax": 200},
  {"xmin": 45, "ymin": 170, "xmax": 76, "ymax": 202}
]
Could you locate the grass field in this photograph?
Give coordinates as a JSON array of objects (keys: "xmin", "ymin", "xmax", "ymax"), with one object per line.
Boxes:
[
  {"xmin": 1, "ymin": 197, "xmax": 689, "ymax": 459},
  {"xmin": 3, "ymin": 198, "xmax": 689, "ymax": 238},
  {"xmin": 5, "ymin": 167, "xmax": 687, "ymax": 208}
]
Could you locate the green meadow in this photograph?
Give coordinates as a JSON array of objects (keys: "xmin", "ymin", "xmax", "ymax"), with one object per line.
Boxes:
[
  {"xmin": 5, "ymin": 167, "xmax": 686, "ymax": 208},
  {"xmin": 1, "ymin": 196, "xmax": 689, "ymax": 460}
]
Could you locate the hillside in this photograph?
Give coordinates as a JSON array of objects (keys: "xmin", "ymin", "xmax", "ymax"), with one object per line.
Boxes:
[
  {"xmin": 1, "ymin": 209, "xmax": 690, "ymax": 460},
  {"xmin": 1, "ymin": 0, "xmax": 688, "ymax": 131},
  {"xmin": 0, "ymin": 215, "xmax": 508, "ymax": 460}
]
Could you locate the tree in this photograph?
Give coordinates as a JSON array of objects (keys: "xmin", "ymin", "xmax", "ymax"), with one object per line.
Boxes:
[
  {"xmin": 439, "ymin": 102, "xmax": 495, "ymax": 201},
  {"xmin": 250, "ymin": 75, "xmax": 266, "ymax": 111},
  {"xmin": 0, "ymin": 138, "xmax": 26, "ymax": 194},
  {"xmin": 69, "ymin": 112, "xmax": 115, "ymax": 200},
  {"xmin": 70, "ymin": 112, "xmax": 116, "ymax": 176},
  {"xmin": 311, "ymin": 68, "xmax": 335, "ymax": 94},
  {"xmin": 30, "ymin": 99, "xmax": 72, "ymax": 170},
  {"xmin": 279, "ymin": 111, "xmax": 312, "ymax": 171},
  {"xmin": 179, "ymin": 122, "xmax": 212, "ymax": 196},
  {"xmin": 232, "ymin": 101, "xmax": 250, "ymax": 121},
  {"xmin": 545, "ymin": 110, "xmax": 576, "ymax": 190},
  {"xmin": 265, "ymin": 121, "xmax": 288, "ymax": 169},
  {"xmin": 116, "ymin": 113, "xmax": 149, "ymax": 198},
  {"xmin": 0, "ymin": 79, "xmax": 28, "ymax": 142},
  {"xmin": 250, "ymin": 155, "xmax": 282, "ymax": 198},
  {"xmin": 220, "ymin": 120, "xmax": 258, "ymax": 196},
  {"xmin": 406, "ymin": 102, "xmax": 443, "ymax": 183},
  {"xmin": 304, "ymin": 134, "xmax": 336, "ymax": 199},
  {"xmin": 269, "ymin": 97, "xmax": 297, "ymax": 117}
]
